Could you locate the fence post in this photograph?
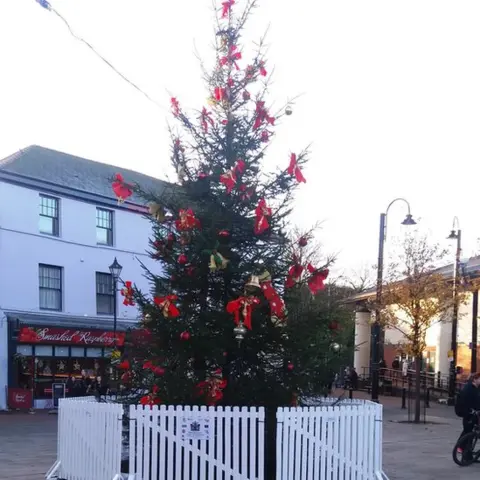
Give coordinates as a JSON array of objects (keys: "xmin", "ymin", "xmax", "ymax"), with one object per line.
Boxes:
[
  {"xmin": 425, "ymin": 388, "xmax": 430, "ymax": 408},
  {"xmin": 401, "ymin": 388, "xmax": 406, "ymax": 409},
  {"xmin": 349, "ymin": 388, "xmax": 353, "ymax": 400}
]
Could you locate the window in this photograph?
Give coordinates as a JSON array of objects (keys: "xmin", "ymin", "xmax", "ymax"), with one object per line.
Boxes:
[
  {"xmin": 39, "ymin": 195, "xmax": 59, "ymax": 236},
  {"xmin": 96, "ymin": 272, "xmax": 114, "ymax": 315},
  {"xmin": 39, "ymin": 264, "xmax": 62, "ymax": 311},
  {"xmin": 96, "ymin": 208, "xmax": 113, "ymax": 246}
]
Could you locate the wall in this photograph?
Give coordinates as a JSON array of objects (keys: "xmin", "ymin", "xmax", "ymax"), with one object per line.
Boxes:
[{"xmin": 0, "ymin": 181, "xmax": 159, "ymax": 319}]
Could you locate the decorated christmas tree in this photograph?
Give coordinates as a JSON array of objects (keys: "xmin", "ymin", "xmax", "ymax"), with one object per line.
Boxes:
[{"xmin": 111, "ymin": 0, "xmax": 349, "ymax": 410}]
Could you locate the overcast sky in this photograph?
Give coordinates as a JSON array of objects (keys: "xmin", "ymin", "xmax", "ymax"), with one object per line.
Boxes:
[{"xmin": 1, "ymin": 0, "xmax": 480, "ymax": 278}]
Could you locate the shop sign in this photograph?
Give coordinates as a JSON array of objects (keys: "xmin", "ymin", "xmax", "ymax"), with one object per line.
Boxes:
[
  {"xmin": 18, "ymin": 327, "xmax": 125, "ymax": 347},
  {"xmin": 8, "ymin": 388, "xmax": 33, "ymax": 409}
]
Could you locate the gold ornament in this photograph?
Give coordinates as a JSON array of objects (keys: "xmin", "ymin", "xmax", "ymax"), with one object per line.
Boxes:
[
  {"xmin": 148, "ymin": 202, "xmax": 166, "ymax": 222},
  {"xmin": 285, "ymin": 105, "xmax": 293, "ymax": 116},
  {"xmin": 207, "ymin": 96, "xmax": 217, "ymax": 107},
  {"xmin": 233, "ymin": 321, "xmax": 247, "ymax": 343},
  {"xmin": 209, "ymin": 252, "xmax": 229, "ymax": 271},
  {"xmin": 245, "ymin": 275, "xmax": 261, "ymax": 292}
]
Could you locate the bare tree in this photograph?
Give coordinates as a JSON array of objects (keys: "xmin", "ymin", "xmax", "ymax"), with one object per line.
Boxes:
[{"xmin": 378, "ymin": 234, "xmax": 465, "ymax": 423}]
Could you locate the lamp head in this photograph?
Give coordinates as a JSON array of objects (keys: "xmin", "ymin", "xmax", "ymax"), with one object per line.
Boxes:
[
  {"xmin": 447, "ymin": 230, "xmax": 459, "ymax": 240},
  {"xmin": 109, "ymin": 257, "xmax": 123, "ymax": 280},
  {"xmin": 401, "ymin": 214, "xmax": 416, "ymax": 226}
]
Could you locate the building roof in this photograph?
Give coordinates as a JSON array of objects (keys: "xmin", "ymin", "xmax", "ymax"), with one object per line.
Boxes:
[
  {"xmin": 347, "ymin": 255, "xmax": 480, "ymax": 303},
  {"xmin": 0, "ymin": 145, "xmax": 168, "ymax": 206}
]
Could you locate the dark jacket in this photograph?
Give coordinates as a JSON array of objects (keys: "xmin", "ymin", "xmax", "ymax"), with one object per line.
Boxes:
[{"xmin": 459, "ymin": 381, "xmax": 480, "ymax": 414}]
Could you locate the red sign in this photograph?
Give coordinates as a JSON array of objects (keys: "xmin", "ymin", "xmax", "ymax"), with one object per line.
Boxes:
[
  {"xmin": 8, "ymin": 388, "xmax": 33, "ymax": 409},
  {"xmin": 18, "ymin": 327, "xmax": 125, "ymax": 347}
]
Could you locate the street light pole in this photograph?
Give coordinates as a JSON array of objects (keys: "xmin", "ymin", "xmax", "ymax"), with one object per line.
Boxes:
[
  {"xmin": 447, "ymin": 220, "xmax": 461, "ymax": 405},
  {"xmin": 372, "ymin": 198, "xmax": 416, "ymax": 403},
  {"xmin": 109, "ymin": 257, "xmax": 123, "ymax": 348}
]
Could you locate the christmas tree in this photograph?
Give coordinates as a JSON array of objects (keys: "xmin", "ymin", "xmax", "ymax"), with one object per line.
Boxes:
[{"xmin": 112, "ymin": 0, "xmax": 348, "ymax": 410}]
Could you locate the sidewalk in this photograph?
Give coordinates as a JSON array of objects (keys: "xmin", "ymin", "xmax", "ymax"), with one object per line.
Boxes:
[{"xmin": 0, "ymin": 411, "xmax": 57, "ymax": 480}]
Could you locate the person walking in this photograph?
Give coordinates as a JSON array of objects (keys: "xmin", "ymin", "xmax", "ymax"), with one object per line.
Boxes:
[{"xmin": 456, "ymin": 372, "xmax": 480, "ymax": 456}]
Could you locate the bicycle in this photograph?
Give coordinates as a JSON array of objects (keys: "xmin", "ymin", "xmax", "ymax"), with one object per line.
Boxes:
[{"xmin": 453, "ymin": 411, "xmax": 480, "ymax": 466}]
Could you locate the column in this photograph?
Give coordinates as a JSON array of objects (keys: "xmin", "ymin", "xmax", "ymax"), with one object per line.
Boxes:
[
  {"xmin": 354, "ymin": 308, "xmax": 372, "ymax": 378},
  {"xmin": 436, "ymin": 319, "xmax": 452, "ymax": 376}
]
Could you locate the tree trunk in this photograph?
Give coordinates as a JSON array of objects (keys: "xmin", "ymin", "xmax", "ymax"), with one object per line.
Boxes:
[{"xmin": 414, "ymin": 356, "xmax": 421, "ymax": 423}]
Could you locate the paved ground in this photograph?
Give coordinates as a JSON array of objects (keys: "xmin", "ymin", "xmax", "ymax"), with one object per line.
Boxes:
[{"xmin": 2, "ymin": 394, "xmax": 480, "ymax": 479}]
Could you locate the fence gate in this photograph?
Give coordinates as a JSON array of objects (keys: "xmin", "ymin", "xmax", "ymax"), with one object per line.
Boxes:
[
  {"xmin": 129, "ymin": 405, "xmax": 265, "ymax": 480},
  {"xmin": 276, "ymin": 402, "xmax": 383, "ymax": 480}
]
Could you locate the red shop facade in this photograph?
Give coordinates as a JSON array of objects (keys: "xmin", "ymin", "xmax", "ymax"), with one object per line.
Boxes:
[{"xmin": 10, "ymin": 325, "xmax": 125, "ymax": 405}]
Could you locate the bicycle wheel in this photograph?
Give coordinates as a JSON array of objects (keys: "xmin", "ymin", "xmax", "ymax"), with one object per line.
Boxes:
[{"xmin": 453, "ymin": 432, "xmax": 479, "ymax": 466}]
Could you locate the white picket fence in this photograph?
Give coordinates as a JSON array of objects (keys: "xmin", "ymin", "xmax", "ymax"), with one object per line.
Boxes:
[
  {"xmin": 129, "ymin": 405, "xmax": 264, "ymax": 480},
  {"xmin": 46, "ymin": 398, "xmax": 387, "ymax": 480},
  {"xmin": 276, "ymin": 400, "xmax": 384, "ymax": 480},
  {"xmin": 46, "ymin": 397, "xmax": 124, "ymax": 480}
]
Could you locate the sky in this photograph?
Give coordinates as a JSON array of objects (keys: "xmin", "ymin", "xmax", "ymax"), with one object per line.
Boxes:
[{"xmin": 1, "ymin": 0, "xmax": 480, "ymax": 280}]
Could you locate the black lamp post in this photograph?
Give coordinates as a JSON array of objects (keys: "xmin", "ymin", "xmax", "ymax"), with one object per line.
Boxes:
[
  {"xmin": 447, "ymin": 217, "xmax": 461, "ymax": 406},
  {"xmin": 109, "ymin": 257, "xmax": 123, "ymax": 348},
  {"xmin": 372, "ymin": 198, "xmax": 416, "ymax": 403}
]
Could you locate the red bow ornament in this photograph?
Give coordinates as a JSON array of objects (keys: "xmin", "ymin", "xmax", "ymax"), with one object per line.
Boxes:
[
  {"xmin": 226, "ymin": 296, "xmax": 260, "ymax": 330},
  {"xmin": 121, "ymin": 281, "xmax": 135, "ymax": 306},
  {"xmin": 154, "ymin": 295, "xmax": 180, "ymax": 318},
  {"xmin": 200, "ymin": 107, "xmax": 214, "ymax": 133},
  {"xmin": 254, "ymin": 199, "xmax": 272, "ymax": 235},
  {"xmin": 220, "ymin": 159, "xmax": 246, "ymax": 193},
  {"xmin": 258, "ymin": 60, "xmax": 267, "ymax": 77},
  {"xmin": 143, "ymin": 361, "xmax": 166, "ymax": 376},
  {"xmin": 140, "ymin": 385, "xmax": 161, "ymax": 407},
  {"xmin": 171, "ymin": 97, "xmax": 181, "ymax": 116},
  {"xmin": 307, "ymin": 264, "xmax": 329, "ymax": 295},
  {"xmin": 112, "ymin": 173, "xmax": 133, "ymax": 204},
  {"xmin": 259, "ymin": 271, "xmax": 286, "ymax": 320},
  {"xmin": 175, "ymin": 209, "xmax": 201, "ymax": 231},
  {"xmin": 220, "ymin": 45, "xmax": 242, "ymax": 70},
  {"xmin": 287, "ymin": 153, "xmax": 306, "ymax": 183},
  {"xmin": 253, "ymin": 101, "xmax": 275, "ymax": 130},
  {"xmin": 196, "ymin": 369, "xmax": 227, "ymax": 406},
  {"xmin": 285, "ymin": 256, "xmax": 304, "ymax": 288},
  {"xmin": 221, "ymin": 0, "xmax": 235, "ymax": 18}
]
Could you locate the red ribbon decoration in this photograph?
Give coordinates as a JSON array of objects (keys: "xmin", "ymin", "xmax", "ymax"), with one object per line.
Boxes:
[
  {"xmin": 258, "ymin": 60, "xmax": 267, "ymax": 77},
  {"xmin": 226, "ymin": 296, "xmax": 260, "ymax": 330},
  {"xmin": 220, "ymin": 159, "xmax": 246, "ymax": 193},
  {"xmin": 200, "ymin": 107, "xmax": 214, "ymax": 133},
  {"xmin": 140, "ymin": 385, "xmax": 161, "ymax": 406},
  {"xmin": 175, "ymin": 209, "xmax": 201, "ymax": 231},
  {"xmin": 306, "ymin": 264, "xmax": 329, "ymax": 295},
  {"xmin": 220, "ymin": 45, "xmax": 242, "ymax": 70},
  {"xmin": 253, "ymin": 101, "xmax": 275, "ymax": 130},
  {"xmin": 120, "ymin": 281, "xmax": 135, "ymax": 306},
  {"xmin": 154, "ymin": 295, "xmax": 180, "ymax": 318},
  {"xmin": 287, "ymin": 153, "xmax": 306, "ymax": 183},
  {"xmin": 171, "ymin": 97, "xmax": 180, "ymax": 116},
  {"xmin": 259, "ymin": 272, "xmax": 286, "ymax": 320},
  {"xmin": 196, "ymin": 370, "xmax": 227, "ymax": 406},
  {"xmin": 143, "ymin": 361, "xmax": 165, "ymax": 376},
  {"xmin": 254, "ymin": 199, "xmax": 272, "ymax": 235},
  {"xmin": 221, "ymin": 0, "xmax": 235, "ymax": 17},
  {"xmin": 285, "ymin": 255, "xmax": 304, "ymax": 288},
  {"xmin": 214, "ymin": 86, "xmax": 227, "ymax": 102},
  {"xmin": 111, "ymin": 173, "xmax": 133, "ymax": 203}
]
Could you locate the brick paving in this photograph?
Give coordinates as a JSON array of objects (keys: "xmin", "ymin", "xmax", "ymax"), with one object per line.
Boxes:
[{"xmin": 2, "ymin": 395, "xmax": 480, "ymax": 479}]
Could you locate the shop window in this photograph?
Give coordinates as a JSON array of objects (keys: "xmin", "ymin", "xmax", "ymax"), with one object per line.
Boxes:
[
  {"xmin": 39, "ymin": 264, "xmax": 63, "ymax": 311},
  {"xmin": 54, "ymin": 346, "xmax": 69, "ymax": 357},
  {"xmin": 96, "ymin": 272, "xmax": 114, "ymax": 315},
  {"xmin": 39, "ymin": 194, "xmax": 59, "ymax": 236},
  {"xmin": 16, "ymin": 345, "xmax": 33, "ymax": 356},
  {"xmin": 96, "ymin": 208, "xmax": 114, "ymax": 246},
  {"xmin": 34, "ymin": 345, "xmax": 53, "ymax": 356},
  {"xmin": 86, "ymin": 348, "xmax": 103, "ymax": 358},
  {"xmin": 71, "ymin": 347, "xmax": 85, "ymax": 357}
]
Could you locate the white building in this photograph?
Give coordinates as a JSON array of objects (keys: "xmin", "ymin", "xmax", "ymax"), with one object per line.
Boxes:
[
  {"xmin": 352, "ymin": 257, "xmax": 480, "ymax": 380},
  {"xmin": 0, "ymin": 145, "xmax": 164, "ymax": 410}
]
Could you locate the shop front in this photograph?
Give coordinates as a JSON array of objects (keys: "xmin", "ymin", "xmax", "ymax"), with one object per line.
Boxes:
[{"xmin": 11, "ymin": 325, "xmax": 125, "ymax": 409}]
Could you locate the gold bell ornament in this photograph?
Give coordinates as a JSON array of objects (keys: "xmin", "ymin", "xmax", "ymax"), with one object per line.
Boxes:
[
  {"xmin": 233, "ymin": 321, "xmax": 248, "ymax": 343},
  {"xmin": 148, "ymin": 202, "xmax": 166, "ymax": 223},
  {"xmin": 285, "ymin": 105, "xmax": 293, "ymax": 116},
  {"xmin": 209, "ymin": 251, "xmax": 229, "ymax": 271},
  {"xmin": 245, "ymin": 275, "xmax": 261, "ymax": 293}
]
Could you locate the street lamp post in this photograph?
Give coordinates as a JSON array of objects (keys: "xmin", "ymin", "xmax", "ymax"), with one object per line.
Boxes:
[
  {"xmin": 372, "ymin": 198, "xmax": 416, "ymax": 403},
  {"xmin": 109, "ymin": 257, "xmax": 123, "ymax": 348},
  {"xmin": 447, "ymin": 218, "xmax": 461, "ymax": 406}
]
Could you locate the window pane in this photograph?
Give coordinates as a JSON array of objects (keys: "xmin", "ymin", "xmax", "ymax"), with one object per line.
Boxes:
[
  {"xmin": 86, "ymin": 348, "xmax": 103, "ymax": 358},
  {"xmin": 97, "ymin": 295, "xmax": 114, "ymax": 315},
  {"xmin": 96, "ymin": 209, "xmax": 113, "ymax": 245},
  {"xmin": 17, "ymin": 345, "xmax": 33, "ymax": 356},
  {"xmin": 96, "ymin": 227, "xmax": 108, "ymax": 245},
  {"xmin": 39, "ymin": 216, "xmax": 54, "ymax": 235},
  {"xmin": 54, "ymin": 346, "xmax": 69, "ymax": 357},
  {"xmin": 35, "ymin": 346, "xmax": 53, "ymax": 356},
  {"xmin": 71, "ymin": 347, "xmax": 85, "ymax": 357},
  {"xmin": 39, "ymin": 265, "xmax": 62, "ymax": 310}
]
